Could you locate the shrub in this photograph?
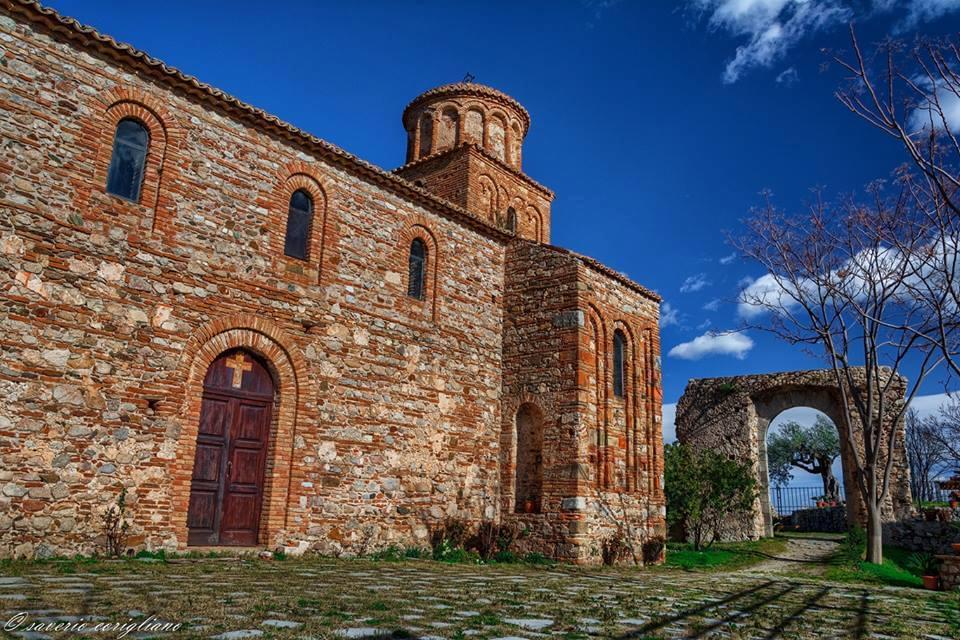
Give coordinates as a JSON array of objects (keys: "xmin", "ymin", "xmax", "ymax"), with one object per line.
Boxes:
[
  {"xmin": 905, "ymin": 552, "xmax": 939, "ymax": 577},
  {"xmin": 428, "ymin": 518, "xmax": 470, "ymax": 555},
  {"xmin": 601, "ymin": 532, "xmax": 630, "ymax": 566},
  {"xmin": 839, "ymin": 526, "xmax": 866, "ymax": 564},
  {"xmin": 371, "ymin": 545, "xmax": 405, "ymax": 561},
  {"xmin": 664, "ymin": 443, "xmax": 757, "ymax": 550},
  {"xmin": 642, "ymin": 536, "xmax": 666, "ymax": 565},
  {"xmin": 491, "ymin": 550, "xmax": 519, "ymax": 563},
  {"xmin": 433, "ymin": 540, "xmax": 479, "ymax": 564},
  {"xmin": 469, "ymin": 521, "xmax": 519, "ymax": 561},
  {"xmin": 101, "ymin": 487, "xmax": 130, "ymax": 558},
  {"xmin": 522, "ymin": 552, "xmax": 553, "ymax": 565}
]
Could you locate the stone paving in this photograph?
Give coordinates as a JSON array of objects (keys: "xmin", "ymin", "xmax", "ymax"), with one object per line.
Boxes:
[{"xmin": 0, "ymin": 557, "xmax": 957, "ymax": 639}]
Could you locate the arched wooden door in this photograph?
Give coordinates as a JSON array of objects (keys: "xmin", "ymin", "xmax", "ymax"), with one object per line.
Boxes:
[{"xmin": 187, "ymin": 349, "xmax": 274, "ymax": 546}]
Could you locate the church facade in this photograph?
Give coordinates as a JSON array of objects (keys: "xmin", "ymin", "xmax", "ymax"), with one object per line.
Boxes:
[{"xmin": 0, "ymin": 0, "xmax": 665, "ymax": 563}]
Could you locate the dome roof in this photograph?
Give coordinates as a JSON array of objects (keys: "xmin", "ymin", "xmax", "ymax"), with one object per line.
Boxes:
[{"xmin": 402, "ymin": 83, "xmax": 530, "ymax": 132}]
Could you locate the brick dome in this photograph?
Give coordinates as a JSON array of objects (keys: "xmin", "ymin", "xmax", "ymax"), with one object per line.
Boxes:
[{"xmin": 402, "ymin": 83, "xmax": 530, "ymax": 169}]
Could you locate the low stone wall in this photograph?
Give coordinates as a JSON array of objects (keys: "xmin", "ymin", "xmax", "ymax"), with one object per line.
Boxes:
[
  {"xmin": 938, "ymin": 555, "xmax": 960, "ymax": 591},
  {"xmin": 883, "ymin": 519, "xmax": 959, "ymax": 555},
  {"xmin": 791, "ymin": 506, "xmax": 847, "ymax": 533}
]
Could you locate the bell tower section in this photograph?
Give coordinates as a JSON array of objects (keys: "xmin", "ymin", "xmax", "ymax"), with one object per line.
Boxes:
[{"xmin": 395, "ymin": 83, "xmax": 554, "ymax": 243}]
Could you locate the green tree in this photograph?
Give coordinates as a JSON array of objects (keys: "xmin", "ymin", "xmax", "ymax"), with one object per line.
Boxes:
[
  {"xmin": 766, "ymin": 416, "xmax": 841, "ymax": 500},
  {"xmin": 664, "ymin": 443, "xmax": 757, "ymax": 551}
]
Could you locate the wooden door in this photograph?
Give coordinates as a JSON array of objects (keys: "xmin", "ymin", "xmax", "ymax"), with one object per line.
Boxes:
[{"xmin": 187, "ymin": 350, "xmax": 274, "ymax": 546}]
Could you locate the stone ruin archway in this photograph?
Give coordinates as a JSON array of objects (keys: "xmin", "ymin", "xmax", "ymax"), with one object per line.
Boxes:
[{"xmin": 675, "ymin": 369, "xmax": 912, "ymax": 540}]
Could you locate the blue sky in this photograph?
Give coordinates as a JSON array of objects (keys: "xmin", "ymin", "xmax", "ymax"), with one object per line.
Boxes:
[{"xmin": 45, "ymin": 1, "xmax": 960, "ymax": 478}]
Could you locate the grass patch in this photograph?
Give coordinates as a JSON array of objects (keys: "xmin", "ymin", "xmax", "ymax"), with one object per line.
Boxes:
[
  {"xmin": 823, "ymin": 544, "xmax": 923, "ymax": 588},
  {"xmin": 663, "ymin": 536, "xmax": 788, "ymax": 571},
  {"xmin": 815, "ymin": 528, "xmax": 925, "ymax": 588}
]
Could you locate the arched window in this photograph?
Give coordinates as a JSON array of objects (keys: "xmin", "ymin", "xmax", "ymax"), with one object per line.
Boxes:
[
  {"xmin": 105, "ymin": 118, "xmax": 149, "ymax": 202},
  {"xmin": 613, "ymin": 330, "xmax": 627, "ymax": 398},
  {"xmin": 283, "ymin": 189, "xmax": 313, "ymax": 260},
  {"xmin": 514, "ymin": 404, "xmax": 543, "ymax": 513},
  {"xmin": 505, "ymin": 207, "xmax": 517, "ymax": 233},
  {"xmin": 407, "ymin": 238, "xmax": 427, "ymax": 300},
  {"xmin": 419, "ymin": 113, "xmax": 433, "ymax": 158}
]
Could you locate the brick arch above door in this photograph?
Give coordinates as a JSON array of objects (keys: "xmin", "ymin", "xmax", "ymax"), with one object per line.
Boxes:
[{"xmin": 170, "ymin": 314, "xmax": 307, "ymax": 549}]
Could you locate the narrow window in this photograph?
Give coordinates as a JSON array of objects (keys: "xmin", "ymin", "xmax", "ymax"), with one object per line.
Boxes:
[
  {"xmin": 514, "ymin": 404, "xmax": 543, "ymax": 513},
  {"xmin": 105, "ymin": 118, "xmax": 149, "ymax": 202},
  {"xmin": 408, "ymin": 238, "xmax": 427, "ymax": 299},
  {"xmin": 613, "ymin": 330, "xmax": 627, "ymax": 398},
  {"xmin": 506, "ymin": 207, "xmax": 517, "ymax": 233},
  {"xmin": 419, "ymin": 113, "xmax": 433, "ymax": 158},
  {"xmin": 284, "ymin": 189, "xmax": 313, "ymax": 260}
]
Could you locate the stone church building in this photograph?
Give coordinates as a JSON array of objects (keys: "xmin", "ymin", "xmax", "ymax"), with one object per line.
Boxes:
[{"xmin": 0, "ymin": 0, "xmax": 665, "ymax": 562}]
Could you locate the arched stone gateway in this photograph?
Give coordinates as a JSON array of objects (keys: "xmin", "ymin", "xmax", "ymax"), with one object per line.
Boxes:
[{"xmin": 675, "ymin": 369, "xmax": 912, "ymax": 540}]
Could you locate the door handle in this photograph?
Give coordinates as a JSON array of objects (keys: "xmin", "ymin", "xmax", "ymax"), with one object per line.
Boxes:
[{"xmin": 226, "ymin": 460, "xmax": 232, "ymax": 481}]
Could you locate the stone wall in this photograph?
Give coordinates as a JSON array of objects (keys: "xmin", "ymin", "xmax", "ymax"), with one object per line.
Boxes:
[
  {"xmin": 939, "ymin": 555, "xmax": 960, "ymax": 591},
  {"xmin": 791, "ymin": 507, "xmax": 847, "ymax": 533},
  {"xmin": 0, "ymin": 1, "xmax": 663, "ymax": 563},
  {"xmin": 884, "ymin": 519, "xmax": 960, "ymax": 555},
  {"xmin": 0, "ymin": 7, "xmax": 513, "ymax": 558},
  {"xmin": 675, "ymin": 369, "xmax": 911, "ymax": 541}
]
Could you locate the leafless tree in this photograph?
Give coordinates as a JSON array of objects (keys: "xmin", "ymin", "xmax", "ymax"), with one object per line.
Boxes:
[
  {"xmin": 733, "ymin": 190, "xmax": 946, "ymax": 564},
  {"xmin": 904, "ymin": 407, "xmax": 949, "ymax": 502},
  {"xmin": 833, "ymin": 28, "xmax": 960, "ymax": 378},
  {"xmin": 924, "ymin": 395, "xmax": 960, "ymax": 471}
]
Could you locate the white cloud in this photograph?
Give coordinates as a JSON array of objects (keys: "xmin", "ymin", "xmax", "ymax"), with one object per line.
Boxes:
[
  {"xmin": 662, "ymin": 402, "xmax": 678, "ymax": 443},
  {"xmin": 775, "ymin": 66, "xmax": 799, "ymax": 85},
  {"xmin": 910, "ymin": 391, "xmax": 956, "ymax": 418},
  {"xmin": 906, "ymin": 76, "xmax": 960, "ymax": 135},
  {"xmin": 896, "ymin": 0, "xmax": 960, "ymax": 27},
  {"xmin": 680, "ymin": 273, "xmax": 711, "ymax": 293},
  {"xmin": 703, "ymin": 298, "xmax": 721, "ymax": 311},
  {"xmin": 737, "ymin": 238, "xmax": 959, "ymax": 319},
  {"xmin": 737, "ymin": 272, "xmax": 799, "ymax": 318},
  {"xmin": 687, "ymin": 1, "xmax": 960, "ymax": 83},
  {"xmin": 720, "ymin": 252, "xmax": 738, "ymax": 265},
  {"xmin": 660, "ymin": 301, "xmax": 681, "ymax": 328},
  {"xmin": 668, "ymin": 330, "xmax": 755, "ymax": 360},
  {"xmin": 697, "ymin": 318, "xmax": 713, "ymax": 330},
  {"xmin": 689, "ymin": 0, "xmax": 852, "ymax": 83}
]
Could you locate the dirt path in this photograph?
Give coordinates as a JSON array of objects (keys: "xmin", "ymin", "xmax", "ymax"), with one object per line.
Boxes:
[{"xmin": 743, "ymin": 536, "xmax": 840, "ymax": 575}]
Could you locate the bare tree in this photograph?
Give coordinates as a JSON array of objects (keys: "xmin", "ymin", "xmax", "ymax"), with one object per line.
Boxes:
[
  {"xmin": 833, "ymin": 28, "xmax": 960, "ymax": 378},
  {"xmin": 904, "ymin": 407, "xmax": 948, "ymax": 503},
  {"xmin": 925, "ymin": 395, "xmax": 960, "ymax": 471},
  {"xmin": 734, "ymin": 190, "xmax": 946, "ymax": 564}
]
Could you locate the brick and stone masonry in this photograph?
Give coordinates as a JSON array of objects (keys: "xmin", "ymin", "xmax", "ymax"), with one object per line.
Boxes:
[{"xmin": 0, "ymin": 0, "xmax": 665, "ymax": 562}]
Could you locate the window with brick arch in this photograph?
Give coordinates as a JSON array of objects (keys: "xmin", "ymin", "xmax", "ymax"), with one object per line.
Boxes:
[
  {"xmin": 105, "ymin": 118, "xmax": 149, "ymax": 202},
  {"xmin": 505, "ymin": 207, "xmax": 517, "ymax": 233},
  {"xmin": 407, "ymin": 238, "xmax": 428, "ymax": 300},
  {"xmin": 613, "ymin": 329, "xmax": 627, "ymax": 398},
  {"xmin": 284, "ymin": 189, "xmax": 313, "ymax": 260}
]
